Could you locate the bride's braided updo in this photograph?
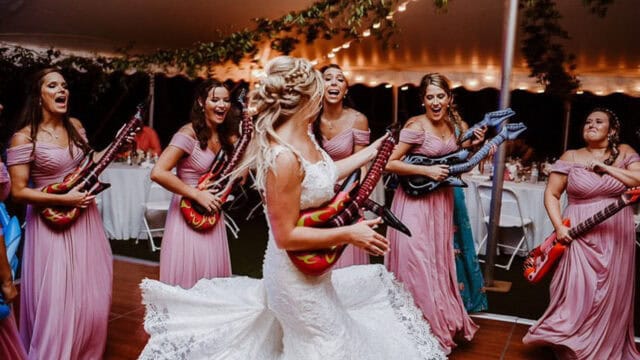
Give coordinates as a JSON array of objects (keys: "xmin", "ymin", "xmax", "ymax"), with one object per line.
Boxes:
[{"xmin": 232, "ymin": 56, "xmax": 324, "ymax": 191}]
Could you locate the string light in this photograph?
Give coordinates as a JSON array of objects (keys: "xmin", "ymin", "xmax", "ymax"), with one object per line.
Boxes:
[
  {"xmin": 362, "ymin": 29, "xmax": 371, "ymax": 37},
  {"xmin": 385, "ymin": 83, "xmax": 393, "ymax": 89},
  {"xmin": 398, "ymin": 3, "xmax": 407, "ymax": 12},
  {"xmin": 400, "ymin": 85, "xmax": 409, "ymax": 91},
  {"xmin": 372, "ymin": 22, "xmax": 381, "ymax": 29}
]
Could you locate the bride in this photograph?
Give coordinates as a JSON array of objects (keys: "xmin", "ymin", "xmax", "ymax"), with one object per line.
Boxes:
[{"xmin": 139, "ymin": 56, "xmax": 446, "ymax": 360}]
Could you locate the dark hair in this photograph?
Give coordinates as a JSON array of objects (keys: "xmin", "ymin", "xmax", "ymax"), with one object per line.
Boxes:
[
  {"xmin": 190, "ymin": 79, "xmax": 235, "ymax": 155},
  {"xmin": 586, "ymin": 107, "xmax": 620, "ymax": 165},
  {"xmin": 418, "ymin": 73, "xmax": 463, "ymax": 142},
  {"xmin": 15, "ymin": 67, "xmax": 90, "ymax": 157},
  {"xmin": 312, "ymin": 64, "xmax": 354, "ymax": 148}
]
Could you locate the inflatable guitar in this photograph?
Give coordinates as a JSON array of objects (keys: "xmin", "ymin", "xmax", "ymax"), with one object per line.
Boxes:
[
  {"xmin": 180, "ymin": 89, "xmax": 253, "ymax": 231},
  {"xmin": 288, "ymin": 132, "xmax": 399, "ymax": 276},
  {"xmin": 0, "ymin": 203, "xmax": 21, "ymax": 319},
  {"xmin": 401, "ymin": 122, "xmax": 526, "ymax": 196},
  {"xmin": 457, "ymin": 108, "xmax": 515, "ymax": 144},
  {"xmin": 40, "ymin": 104, "xmax": 144, "ymax": 230},
  {"xmin": 523, "ymin": 187, "xmax": 640, "ymax": 283}
]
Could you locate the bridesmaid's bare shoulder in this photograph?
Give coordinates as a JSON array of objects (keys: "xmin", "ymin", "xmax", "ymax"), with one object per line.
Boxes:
[
  {"xmin": 10, "ymin": 127, "xmax": 33, "ymax": 147},
  {"xmin": 403, "ymin": 116, "xmax": 425, "ymax": 131},
  {"xmin": 177, "ymin": 124, "xmax": 197, "ymax": 139}
]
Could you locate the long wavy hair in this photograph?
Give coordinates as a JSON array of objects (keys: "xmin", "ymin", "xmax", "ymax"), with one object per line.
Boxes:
[
  {"xmin": 232, "ymin": 56, "xmax": 323, "ymax": 192},
  {"xmin": 15, "ymin": 68, "xmax": 90, "ymax": 157},
  {"xmin": 586, "ymin": 107, "xmax": 621, "ymax": 165},
  {"xmin": 419, "ymin": 73, "xmax": 463, "ymax": 142},
  {"xmin": 189, "ymin": 79, "xmax": 235, "ymax": 155},
  {"xmin": 311, "ymin": 63, "xmax": 353, "ymax": 147}
]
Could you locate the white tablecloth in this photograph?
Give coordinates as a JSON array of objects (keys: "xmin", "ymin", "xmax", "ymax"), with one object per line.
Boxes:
[
  {"xmin": 461, "ymin": 175, "xmax": 567, "ymax": 253},
  {"xmin": 97, "ymin": 163, "xmax": 172, "ymax": 240}
]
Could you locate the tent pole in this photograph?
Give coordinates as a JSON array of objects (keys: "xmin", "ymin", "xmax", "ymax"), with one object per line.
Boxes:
[
  {"xmin": 148, "ymin": 74, "xmax": 155, "ymax": 129},
  {"xmin": 483, "ymin": 0, "xmax": 519, "ymax": 292},
  {"xmin": 561, "ymin": 99, "xmax": 572, "ymax": 152},
  {"xmin": 392, "ymin": 85, "xmax": 398, "ymax": 126}
]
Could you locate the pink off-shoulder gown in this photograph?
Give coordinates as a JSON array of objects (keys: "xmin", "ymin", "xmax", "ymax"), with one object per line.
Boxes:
[
  {"xmin": 0, "ymin": 162, "xmax": 27, "ymax": 360},
  {"xmin": 159, "ymin": 133, "xmax": 231, "ymax": 289},
  {"xmin": 6, "ymin": 139, "xmax": 112, "ymax": 360},
  {"xmin": 523, "ymin": 154, "xmax": 640, "ymax": 360},
  {"xmin": 322, "ymin": 127, "xmax": 371, "ymax": 269},
  {"xmin": 385, "ymin": 128, "xmax": 478, "ymax": 354}
]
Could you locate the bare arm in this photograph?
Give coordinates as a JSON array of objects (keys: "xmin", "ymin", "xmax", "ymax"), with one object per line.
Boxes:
[
  {"xmin": 333, "ymin": 133, "xmax": 389, "ymax": 180},
  {"xmin": 9, "ymin": 132, "xmax": 94, "ymax": 207},
  {"xmin": 589, "ymin": 145, "xmax": 640, "ymax": 187},
  {"xmin": 384, "ymin": 121, "xmax": 449, "ymax": 181},
  {"xmin": 0, "ymin": 232, "xmax": 16, "ymax": 303},
  {"xmin": 266, "ymin": 149, "xmax": 388, "ymax": 255},
  {"xmin": 150, "ymin": 128, "xmax": 222, "ymax": 212},
  {"xmin": 544, "ymin": 151, "xmax": 571, "ymax": 242}
]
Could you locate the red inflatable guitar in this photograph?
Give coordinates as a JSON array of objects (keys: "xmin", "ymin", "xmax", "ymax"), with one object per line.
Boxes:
[
  {"xmin": 179, "ymin": 89, "xmax": 253, "ymax": 231},
  {"xmin": 287, "ymin": 132, "xmax": 399, "ymax": 276},
  {"xmin": 523, "ymin": 187, "xmax": 640, "ymax": 283},
  {"xmin": 40, "ymin": 104, "xmax": 144, "ymax": 230}
]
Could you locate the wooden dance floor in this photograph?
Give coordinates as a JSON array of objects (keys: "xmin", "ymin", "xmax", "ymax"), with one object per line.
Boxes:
[{"xmin": 104, "ymin": 257, "xmax": 561, "ymax": 359}]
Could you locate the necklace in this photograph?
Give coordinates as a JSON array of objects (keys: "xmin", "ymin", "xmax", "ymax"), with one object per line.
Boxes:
[{"xmin": 41, "ymin": 126, "xmax": 59, "ymax": 139}]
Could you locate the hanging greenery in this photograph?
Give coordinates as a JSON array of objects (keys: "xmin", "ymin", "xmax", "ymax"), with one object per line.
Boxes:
[
  {"xmin": 519, "ymin": 0, "xmax": 580, "ymax": 97},
  {"xmin": 519, "ymin": 0, "xmax": 614, "ymax": 97},
  {"xmin": 1, "ymin": 0, "xmax": 410, "ymax": 78}
]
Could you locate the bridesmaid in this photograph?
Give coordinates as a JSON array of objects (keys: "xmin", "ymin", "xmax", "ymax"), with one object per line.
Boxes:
[
  {"xmin": 0, "ymin": 124, "xmax": 27, "ymax": 359},
  {"xmin": 311, "ymin": 64, "xmax": 372, "ymax": 268},
  {"xmin": 384, "ymin": 73, "xmax": 485, "ymax": 354},
  {"xmin": 523, "ymin": 108, "xmax": 640, "ymax": 359},
  {"xmin": 151, "ymin": 79, "xmax": 235, "ymax": 288},
  {"xmin": 7, "ymin": 68, "xmax": 134, "ymax": 359}
]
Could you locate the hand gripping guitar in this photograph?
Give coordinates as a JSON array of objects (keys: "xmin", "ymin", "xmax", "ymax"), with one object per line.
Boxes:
[
  {"xmin": 288, "ymin": 132, "xmax": 402, "ymax": 276},
  {"xmin": 40, "ymin": 104, "xmax": 145, "ymax": 230},
  {"xmin": 179, "ymin": 89, "xmax": 253, "ymax": 231},
  {"xmin": 401, "ymin": 121, "xmax": 526, "ymax": 196},
  {"xmin": 523, "ymin": 187, "xmax": 640, "ymax": 283}
]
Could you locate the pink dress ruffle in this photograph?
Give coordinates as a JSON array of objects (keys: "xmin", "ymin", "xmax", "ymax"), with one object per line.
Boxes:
[
  {"xmin": 159, "ymin": 132, "xmax": 231, "ymax": 289},
  {"xmin": 523, "ymin": 154, "xmax": 640, "ymax": 360},
  {"xmin": 6, "ymin": 140, "xmax": 112, "ymax": 359},
  {"xmin": 322, "ymin": 127, "xmax": 371, "ymax": 268},
  {"xmin": 386, "ymin": 128, "xmax": 478, "ymax": 354}
]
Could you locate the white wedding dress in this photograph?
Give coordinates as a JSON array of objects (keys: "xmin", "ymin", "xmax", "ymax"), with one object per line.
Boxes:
[{"xmin": 139, "ymin": 144, "xmax": 446, "ymax": 360}]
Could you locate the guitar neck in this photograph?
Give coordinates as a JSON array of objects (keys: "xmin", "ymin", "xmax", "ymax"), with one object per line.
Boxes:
[
  {"xmin": 567, "ymin": 198, "xmax": 627, "ymax": 238},
  {"xmin": 92, "ymin": 109, "xmax": 143, "ymax": 176},
  {"xmin": 353, "ymin": 134, "xmax": 395, "ymax": 204}
]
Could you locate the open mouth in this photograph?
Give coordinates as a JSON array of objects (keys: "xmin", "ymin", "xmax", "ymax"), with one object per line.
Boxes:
[
  {"xmin": 54, "ymin": 95, "xmax": 67, "ymax": 104},
  {"xmin": 327, "ymin": 89, "xmax": 340, "ymax": 96},
  {"xmin": 213, "ymin": 109, "xmax": 227, "ymax": 117}
]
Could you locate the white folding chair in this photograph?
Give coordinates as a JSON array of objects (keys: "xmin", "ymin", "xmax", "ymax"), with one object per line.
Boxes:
[
  {"xmin": 138, "ymin": 182, "xmax": 170, "ymax": 252},
  {"xmin": 475, "ymin": 184, "xmax": 533, "ymax": 270}
]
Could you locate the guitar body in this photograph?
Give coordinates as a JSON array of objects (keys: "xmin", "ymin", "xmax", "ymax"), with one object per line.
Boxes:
[
  {"xmin": 179, "ymin": 150, "xmax": 227, "ymax": 231},
  {"xmin": 179, "ymin": 90, "xmax": 252, "ymax": 232},
  {"xmin": 523, "ymin": 187, "xmax": 640, "ymax": 283},
  {"xmin": 287, "ymin": 130, "xmax": 398, "ymax": 276},
  {"xmin": 523, "ymin": 218, "xmax": 570, "ymax": 284},
  {"xmin": 287, "ymin": 170, "xmax": 360, "ymax": 276},
  {"xmin": 39, "ymin": 104, "xmax": 145, "ymax": 230}
]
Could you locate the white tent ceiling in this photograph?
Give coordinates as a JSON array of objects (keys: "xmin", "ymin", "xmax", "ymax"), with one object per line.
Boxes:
[{"xmin": 1, "ymin": 0, "xmax": 639, "ymax": 95}]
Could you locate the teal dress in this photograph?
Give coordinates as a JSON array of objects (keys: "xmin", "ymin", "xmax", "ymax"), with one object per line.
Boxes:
[{"xmin": 453, "ymin": 187, "xmax": 488, "ymax": 312}]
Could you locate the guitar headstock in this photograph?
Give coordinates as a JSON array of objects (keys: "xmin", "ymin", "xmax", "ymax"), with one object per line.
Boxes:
[
  {"xmin": 237, "ymin": 88, "xmax": 247, "ymax": 110},
  {"xmin": 623, "ymin": 187, "xmax": 640, "ymax": 205}
]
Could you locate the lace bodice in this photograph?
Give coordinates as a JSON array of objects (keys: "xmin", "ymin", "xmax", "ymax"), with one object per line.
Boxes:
[{"xmin": 267, "ymin": 144, "xmax": 337, "ymax": 210}]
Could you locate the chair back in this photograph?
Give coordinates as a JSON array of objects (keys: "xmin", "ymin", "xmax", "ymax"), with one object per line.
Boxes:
[{"xmin": 477, "ymin": 184, "xmax": 527, "ymax": 227}]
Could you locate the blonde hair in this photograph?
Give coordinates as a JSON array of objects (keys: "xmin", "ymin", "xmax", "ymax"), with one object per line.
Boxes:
[{"xmin": 232, "ymin": 56, "xmax": 324, "ymax": 191}]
